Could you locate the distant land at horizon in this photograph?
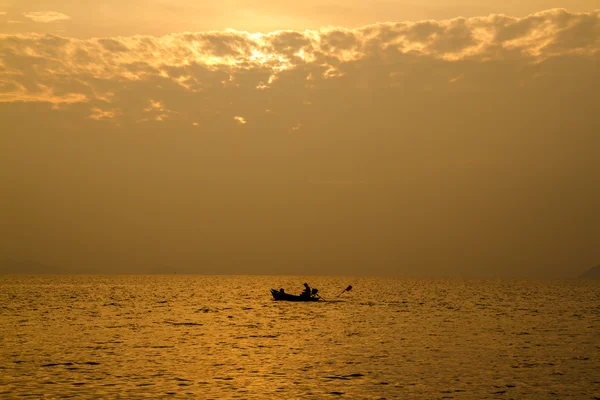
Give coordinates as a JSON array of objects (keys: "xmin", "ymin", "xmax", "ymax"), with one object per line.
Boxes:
[
  {"xmin": 1, "ymin": 258, "xmax": 597, "ymax": 279},
  {"xmin": 579, "ymin": 265, "xmax": 600, "ymax": 279}
]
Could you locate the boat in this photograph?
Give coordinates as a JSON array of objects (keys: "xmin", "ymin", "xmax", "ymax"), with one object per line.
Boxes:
[{"xmin": 270, "ymin": 288, "xmax": 320, "ymax": 302}]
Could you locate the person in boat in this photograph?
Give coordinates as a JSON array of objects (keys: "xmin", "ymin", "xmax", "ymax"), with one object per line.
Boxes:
[
  {"xmin": 279, "ymin": 288, "xmax": 285, "ymax": 293},
  {"xmin": 301, "ymin": 283, "xmax": 311, "ymax": 298}
]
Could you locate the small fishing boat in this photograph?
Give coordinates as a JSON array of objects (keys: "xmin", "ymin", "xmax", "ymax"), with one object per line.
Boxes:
[{"xmin": 270, "ymin": 288, "xmax": 320, "ymax": 302}]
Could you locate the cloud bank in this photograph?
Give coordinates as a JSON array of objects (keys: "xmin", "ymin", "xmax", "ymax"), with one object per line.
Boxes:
[
  {"xmin": 1, "ymin": 8, "xmax": 599, "ymax": 107},
  {"xmin": 1, "ymin": 9, "xmax": 599, "ymax": 276}
]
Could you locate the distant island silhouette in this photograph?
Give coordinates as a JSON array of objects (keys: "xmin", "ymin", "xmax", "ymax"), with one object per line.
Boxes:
[{"xmin": 579, "ymin": 265, "xmax": 600, "ymax": 279}]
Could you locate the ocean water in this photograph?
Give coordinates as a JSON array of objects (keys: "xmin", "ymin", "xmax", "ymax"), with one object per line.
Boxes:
[{"xmin": 1, "ymin": 275, "xmax": 599, "ymax": 399}]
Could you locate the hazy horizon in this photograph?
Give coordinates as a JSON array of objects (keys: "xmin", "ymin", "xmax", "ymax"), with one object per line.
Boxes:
[
  {"xmin": 2, "ymin": 4, "xmax": 599, "ymax": 278},
  {"xmin": 1, "ymin": 258, "xmax": 599, "ymax": 279}
]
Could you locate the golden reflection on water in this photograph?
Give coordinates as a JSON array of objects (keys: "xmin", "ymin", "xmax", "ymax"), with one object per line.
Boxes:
[{"xmin": 1, "ymin": 275, "xmax": 599, "ymax": 398}]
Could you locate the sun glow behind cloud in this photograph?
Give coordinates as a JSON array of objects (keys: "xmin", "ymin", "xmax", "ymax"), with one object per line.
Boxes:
[
  {"xmin": 1, "ymin": 9, "xmax": 598, "ymax": 107},
  {"xmin": 1, "ymin": 8, "xmax": 600, "ymax": 277}
]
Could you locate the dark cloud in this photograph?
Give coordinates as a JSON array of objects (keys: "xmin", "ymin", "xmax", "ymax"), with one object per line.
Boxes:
[
  {"xmin": 320, "ymin": 29, "xmax": 359, "ymax": 51},
  {"xmin": 97, "ymin": 38, "xmax": 128, "ymax": 52},
  {"xmin": 267, "ymin": 30, "xmax": 312, "ymax": 58},
  {"xmin": 428, "ymin": 18, "xmax": 476, "ymax": 53},
  {"xmin": 404, "ymin": 21, "xmax": 445, "ymax": 42}
]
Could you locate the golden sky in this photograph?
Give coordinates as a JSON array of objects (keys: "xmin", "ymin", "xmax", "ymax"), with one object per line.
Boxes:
[
  {"xmin": 1, "ymin": 2, "xmax": 600, "ymax": 277},
  {"xmin": 1, "ymin": 0, "xmax": 600, "ymax": 35}
]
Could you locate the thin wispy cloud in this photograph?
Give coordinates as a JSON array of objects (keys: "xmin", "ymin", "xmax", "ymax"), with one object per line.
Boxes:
[
  {"xmin": 89, "ymin": 107, "xmax": 117, "ymax": 120},
  {"xmin": 23, "ymin": 11, "xmax": 71, "ymax": 23}
]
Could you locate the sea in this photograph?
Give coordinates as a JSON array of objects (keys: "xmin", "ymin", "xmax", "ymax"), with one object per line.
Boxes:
[{"xmin": 1, "ymin": 275, "xmax": 599, "ymax": 399}]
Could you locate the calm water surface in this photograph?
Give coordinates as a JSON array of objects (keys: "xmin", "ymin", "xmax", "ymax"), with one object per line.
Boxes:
[{"xmin": 1, "ymin": 275, "xmax": 599, "ymax": 399}]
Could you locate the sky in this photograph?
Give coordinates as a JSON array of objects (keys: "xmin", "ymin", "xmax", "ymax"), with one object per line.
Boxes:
[{"xmin": 1, "ymin": 1, "xmax": 599, "ymax": 277}]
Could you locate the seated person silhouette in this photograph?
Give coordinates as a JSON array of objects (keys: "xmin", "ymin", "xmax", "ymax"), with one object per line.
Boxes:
[{"xmin": 301, "ymin": 283, "xmax": 311, "ymax": 297}]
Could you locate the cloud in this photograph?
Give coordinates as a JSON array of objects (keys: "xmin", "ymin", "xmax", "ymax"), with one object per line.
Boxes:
[
  {"xmin": 140, "ymin": 99, "xmax": 175, "ymax": 122},
  {"xmin": 0, "ymin": 8, "xmax": 598, "ymax": 108},
  {"xmin": 89, "ymin": 107, "xmax": 118, "ymax": 120},
  {"xmin": 23, "ymin": 11, "xmax": 71, "ymax": 23},
  {"xmin": 1, "ymin": 9, "xmax": 599, "ymax": 277},
  {"xmin": 98, "ymin": 38, "xmax": 129, "ymax": 53}
]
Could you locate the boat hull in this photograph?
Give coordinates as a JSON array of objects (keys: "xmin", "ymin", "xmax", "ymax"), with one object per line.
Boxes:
[{"xmin": 270, "ymin": 289, "xmax": 320, "ymax": 302}]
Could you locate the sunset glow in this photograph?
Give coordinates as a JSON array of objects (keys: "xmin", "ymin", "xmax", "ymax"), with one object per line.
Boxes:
[
  {"xmin": 1, "ymin": 2, "xmax": 599, "ymax": 277},
  {"xmin": 2, "ymin": 2, "xmax": 600, "ymax": 398}
]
